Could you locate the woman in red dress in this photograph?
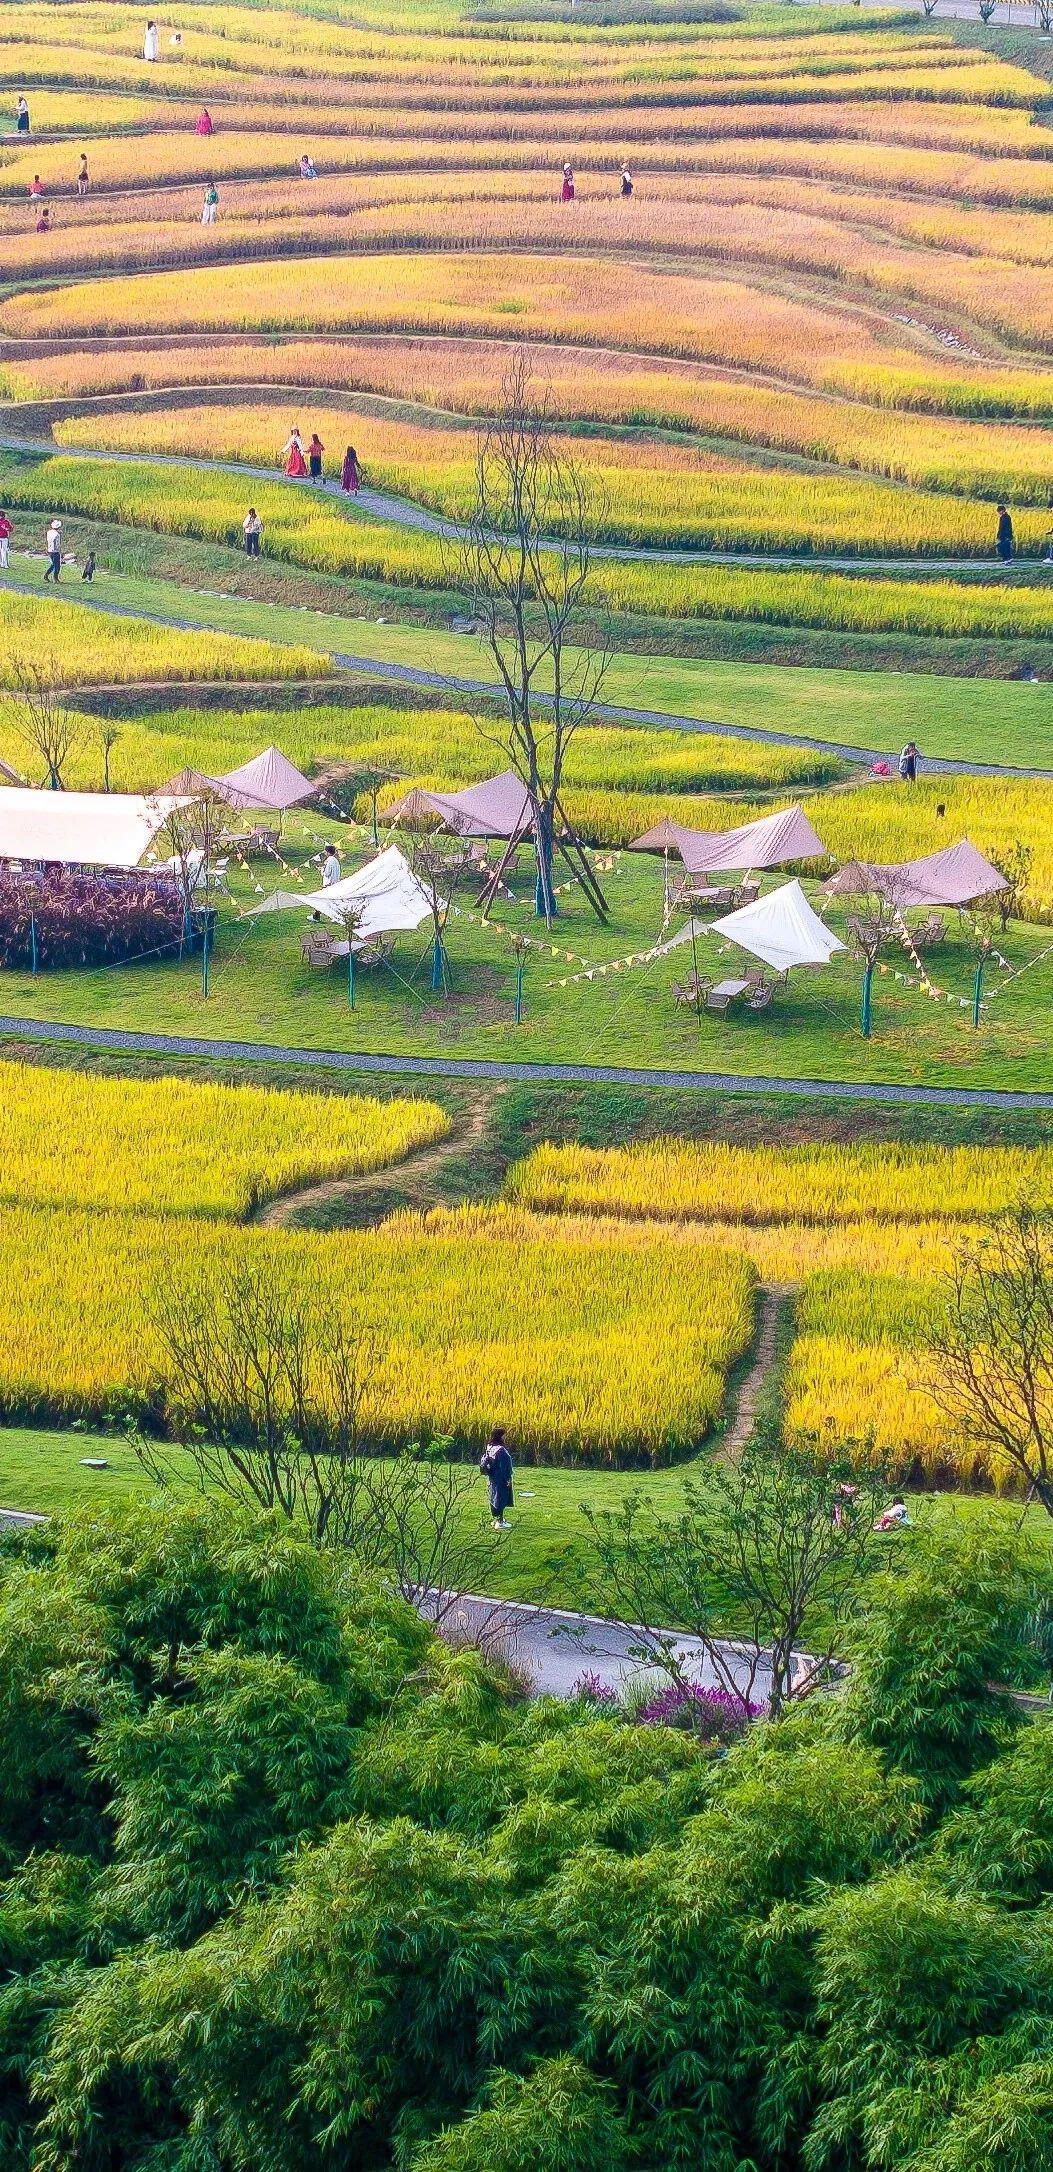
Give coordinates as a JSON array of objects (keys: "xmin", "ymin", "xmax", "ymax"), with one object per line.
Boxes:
[
  {"xmin": 561, "ymin": 163, "xmax": 575, "ymax": 201},
  {"xmin": 282, "ymin": 428, "xmax": 308, "ymax": 478},
  {"xmin": 341, "ymin": 444, "xmax": 360, "ymax": 495}
]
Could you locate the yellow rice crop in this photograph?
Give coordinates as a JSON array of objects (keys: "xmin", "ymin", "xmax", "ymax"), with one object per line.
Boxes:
[
  {"xmin": 0, "ymin": 1197, "xmax": 755, "ymax": 1462},
  {"xmin": 506, "ymin": 1139, "xmax": 1051, "ymax": 1225},
  {"xmin": 0, "ymin": 1061, "xmax": 446, "ymax": 1220},
  {"xmin": 0, "ymin": 590, "xmax": 325, "ymax": 688},
  {"xmin": 54, "ymin": 403, "xmax": 1051, "ymax": 553}
]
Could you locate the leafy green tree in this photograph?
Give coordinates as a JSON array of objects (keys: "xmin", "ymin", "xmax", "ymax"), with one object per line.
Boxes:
[{"xmin": 407, "ymin": 2058, "xmax": 632, "ymax": 2172}]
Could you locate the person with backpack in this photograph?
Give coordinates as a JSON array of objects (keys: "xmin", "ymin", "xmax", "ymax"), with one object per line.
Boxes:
[
  {"xmin": 480, "ymin": 1426, "xmax": 514, "ymax": 1529},
  {"xmin": 898, "ymin": 740, "xmax": 918, "ymax": 783}
]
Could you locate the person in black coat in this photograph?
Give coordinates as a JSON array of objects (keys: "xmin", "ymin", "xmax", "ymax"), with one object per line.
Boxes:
[
  {"xmin": 480, "ymin": 1426, "xmax": 514, "ymax": 1529},
  {"xmin": 996, "ymin": 505, "xmax": 1015, "ymax": 565}
]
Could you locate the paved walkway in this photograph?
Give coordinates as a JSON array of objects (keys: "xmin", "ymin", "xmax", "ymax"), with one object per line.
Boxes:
[
  {"xmin": 428, "ymin": 1590, "xmax": 790, "ymax": 1702},
  {"xmin": 3, "ymin": 1014, "xmax": 1052, "ymax": 1107},
  {"xmin": 0, "ymin": 571, "xmax": 1042, "ymax": 777}
]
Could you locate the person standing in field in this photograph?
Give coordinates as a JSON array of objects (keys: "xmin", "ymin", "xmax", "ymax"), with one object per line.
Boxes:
[
  {"xmin": 243, "ymin": 507, "xmax": 262, "ymax": 556},
  {"xmin": 561, "ymin": 163, "xmax": 575, "ymax": 201},
  {"xmin": 283, "ymin": 427, "xmax": 308, "ymax": 477},
  {"xmin": 620, "ymin": 165, "xmax": 633, "ymax": 196},
  {"xmin": 480, "ymin": 1426, "xmax": 514, "ymax": 1530},
  {"xmin": 0, "ymin": 511, "xmax": 12, "ymax": 570},
  {"xmin": 308, "ymin": 432, "xmax": 325, "ymax": 482},
  {"xmin": 201, "ymin": 180, "xmax": 218, "ymax": 225},
  {"xmin": 341, "ymin": 444, "xmax": 360, "ymax": 494},
  {"xmin": 44, "ymin": 518, "xmax": 62, "ymax": 582},
  {"xmin": 77, "ymin": 154, "xmax": 89, "ymax": 196},
  {"xmin": 898, "ymin": 740, "xmax": 918, "ymax": 784},
  {"xmin": 16, "ymin": 97, "xmax": 29, "ymax": 134},
  {"xmin": 143, "ymin": 20, "xmax": 160, "ymax": 61},
  {"xmin": 195, "ymin": 109, "xmax": 214, "ymax": 136},
  {"xmin": 81, "ymin": 550, "xmax": 96, "ymax": 582},
  {"xmin": 996, "ymin": 504, "xmax": 1014, "ymax": 565},
  {"xmin": 321, "ymin": 843, "xmax": 342, "ymax": 888}
]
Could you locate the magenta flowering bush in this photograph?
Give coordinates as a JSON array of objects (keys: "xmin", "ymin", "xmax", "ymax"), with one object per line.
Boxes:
[
  {"xmin": 571, "ymin": 1671, "xmax": 620, "ymax": 1707},
  {"xmin": 638, "ymin": 1682, "xmax": 764, "ymax": 1737}
]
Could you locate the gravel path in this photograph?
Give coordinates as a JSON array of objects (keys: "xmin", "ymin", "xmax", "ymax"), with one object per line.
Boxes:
[{"xmin": 3, "ymin": 1014, "xmax": 1052, "ymax": 1108}]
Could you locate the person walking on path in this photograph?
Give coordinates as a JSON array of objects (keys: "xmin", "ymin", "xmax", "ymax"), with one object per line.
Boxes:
[
  {"xmin": 480, "ymin": 1426, "xmax": 514, "ymax": 1529},
  {"xmin": 16, "ymin": 97, "xmax": 29, "ymax": 135},
  {"xmin": 308, "ymin": 432, "xmax": 325, "ymax": 482},
  {"xmin": 341, "ymin": 444, "xmax": 360, "ymax": 494},
  {"xmin": 0, "ymin": 511, "xmax": 12, "ymax": 571},
  {"xmin": 898, "ymin": 740, "xmax": 918, "ymax": 784},
  {"xmin": 195, "ymin": 108, "xmax": 214, "ymax": 136},
  {"xmin": 283, "ymin": 427, "xmax": 308, "ymax": 478},
  {"xmin": 996, "ymin": 505, "xmax": 1015, "ymax": 566},
  {"xmin": 201, "ymin": 180, "xmax": 218, "ymax": 226},
  {"xmin": 77, "ymin": 154, "xmax": 89, "ymax": 196},
  {"xmin": 44, "ymin": 519, "xmax": 62, "ymax": 582},
  {"xmin": 243, "ymin": 507, "xmax": 262, "ymax": 556},
  {"xmin": 620, "ymin": 165, "xmax": 633, "ymax": 196},
  {"xmin": 561, "ymin": 162, "xmax": 575, "ymax": 201},
  {"xmin": 80, "ymin": 550, "xmax": 96, "ymax": 582},
  {"xmin": 143, "ymin": 20, "xmax": 160, "ymax": 61}
]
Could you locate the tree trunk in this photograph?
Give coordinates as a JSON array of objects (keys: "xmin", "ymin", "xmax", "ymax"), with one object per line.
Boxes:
[{"xmin": 534, "ymin": 803, "xmax": 557, "ymax": 921}]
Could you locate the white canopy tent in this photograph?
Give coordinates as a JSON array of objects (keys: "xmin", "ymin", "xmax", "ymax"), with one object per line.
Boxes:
[
  {"xmin": 243, "ymin": 844, "xmax": 438, "ymax": 946},
  {"xmin": 711, "ymin": 880, "xmax": 846, "ymax": 973},
  {"xmin": 0, "ymin": 789, "xmax": 186, "ymax": 871}
]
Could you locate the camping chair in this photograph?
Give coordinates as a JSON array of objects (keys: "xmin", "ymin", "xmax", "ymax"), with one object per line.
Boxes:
[
  {"xmin": 704, "ymin": 984, "xmax": 735, "ymax": 1018},
  {"xmin": 747, "ymin": 980, "xmax": 775, "ymax": 1011},
  {"xmin": 738, "ymin": 879, "xmax": 761, "ymax": 906},
  {"xmin": 241, "ymin": 824, "xmax": 281, "ymax": 858},
  {"xmin": 355, "ymin": 932, "xmax": 396, "ymax": 970},
  {"xmin": 914, "ymin": 913, "xmax": 946, "ymax": 948},
  {"xmin": 301, "ymin": 930, "xmax": 338, "ymax": 969},
  {"xmin": 673, "ymin": 972, "xmax": 707, "ymax": 1010}
]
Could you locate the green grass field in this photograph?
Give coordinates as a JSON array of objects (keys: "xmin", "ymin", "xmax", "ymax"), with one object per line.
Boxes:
[{"xmin": 6, "ymin": 563, "xmax": 1051, "ymax": 768}]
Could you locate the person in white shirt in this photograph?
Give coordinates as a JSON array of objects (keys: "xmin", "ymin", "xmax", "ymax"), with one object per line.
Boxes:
[
  {"xmin": 144, "ymin": 20, "xmax": 159, "ymax": 60},
  {"xmin": 44, "ymin": 518, "xmax": 62, "ymax": 582},
  {"xmin": 321, "ymin": 845, "xmax": 341, "ymax": 888}
]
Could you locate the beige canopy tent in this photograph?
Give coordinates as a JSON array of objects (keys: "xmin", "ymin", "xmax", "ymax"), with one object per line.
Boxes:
[
  {"xmin": 243, "ymin": 844, "xmax": 438, "ymax": 945},
  {"xmin": 823, "ymin": 839, "xmax": 1008, "ymax": 911},
  {"xmin": 389, "ymin": 769, "xmax": 535, "ymax": 840},
  {"xmin": 711, "ymin": 879, "xmax": 846, "ymax": 973},
  {"xmin": 630, "ymin": 804, "xmax": 827, "ymax": 873},
  {"xmin": 0, "ymin": 788, "xmax": 187, "ymax": 870},
  {"xmin": 165, "ymin": 746, "xmax": 316, "ymax": 814}
]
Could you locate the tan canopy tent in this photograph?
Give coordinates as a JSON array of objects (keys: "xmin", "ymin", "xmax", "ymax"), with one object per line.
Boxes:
[
  {"xmin": 389, "ymin": 769, "xmax": 535, "ymax": 840},
  {"xmin": 164, "ymin": 746, "xmax": 316, "ymax": 814},
  {"xmin": 823, "ymin": 839, "xmax": 1008, "ymax": 911},
  {"xmin": 0, "ymin": 788, "xmax": 187, "ymax": 870},
  {"xmin": 630, "ymin": 804, "xmax": 827, "ymax": 873},
  {"xmin": 244, "ymin": 844, "xmax": 437, "ymax": 943}
]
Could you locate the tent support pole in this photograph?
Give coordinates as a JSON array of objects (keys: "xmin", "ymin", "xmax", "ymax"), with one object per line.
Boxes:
[
  {"xmin": 973, "ymin": 957, "xmax": 984, "ymax": 1029},
  {"xmin": 348, "ymin": 947, "xmax": 356, "ymax": 1011},
  {"xmin": 861, "ymin": 961, "xmax": 873, "ymax": 1038}
]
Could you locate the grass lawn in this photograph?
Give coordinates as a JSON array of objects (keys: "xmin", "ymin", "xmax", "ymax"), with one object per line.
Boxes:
[
  {"xmin": 3, "ymin": 818, "xmax": 1051, "ymax": 1091},
  {"xmin": 4, "ymin": 1423, "xmax": 1049, "ymax": 1641},
  {"xmin": 9, "ymin": 563, "xmax": 1053, "ymax": 769}
]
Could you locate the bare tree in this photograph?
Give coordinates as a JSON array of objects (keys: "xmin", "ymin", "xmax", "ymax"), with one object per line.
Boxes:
[
  {"xmin": 401, "ymin": 827, "xmax": 472, "ymax": 997},
  {"xmin": 578, "ymin": 1437, "xmax": 889, "ymax": 1718},
  {"xmin": 153, "ymin": 786, "xmax": 229, "ymax": 914},
  {"xmin": 442, "ymin": 351, "xmax": 610, "ymax": 925},
  {"xmin": 95, "ymin": 717, "xmax": 122, "ymax": 794},
  {"xmin": 846, "ymin": 885, "xmax": 900, "ymax": 1038},
  {"xmin": 9, "ymin": 656, "xmax": 80, "ymax": 790},
  {"xmin": 142, "ymin": 1254, "xmax": 506, "ymax": 1619},
  {"xmin": 925, "ymin": 1204, "xmax": 1053, "ymax": 1515}
]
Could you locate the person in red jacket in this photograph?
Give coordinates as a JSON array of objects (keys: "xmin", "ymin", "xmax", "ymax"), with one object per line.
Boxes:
[
  {"xmin": 0, "ymin": 510, "xmax": 12, "ymax": 571},
  {"xmin": 195, "ymin": 108, "xmax": 213, "ymax": 135}
]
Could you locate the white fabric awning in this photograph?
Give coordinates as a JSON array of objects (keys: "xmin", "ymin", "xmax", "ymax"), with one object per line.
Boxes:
[
  {"xmin": 711, "ymin": 880, "xmax": 845, "ymax": 972},
  {"xmin": 0, "ymin": 788, "xmax": 187, "ymax": 871},
  {"xmin": 244, "ymin": 844, "xmax": 438, "ymax": 944}
]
